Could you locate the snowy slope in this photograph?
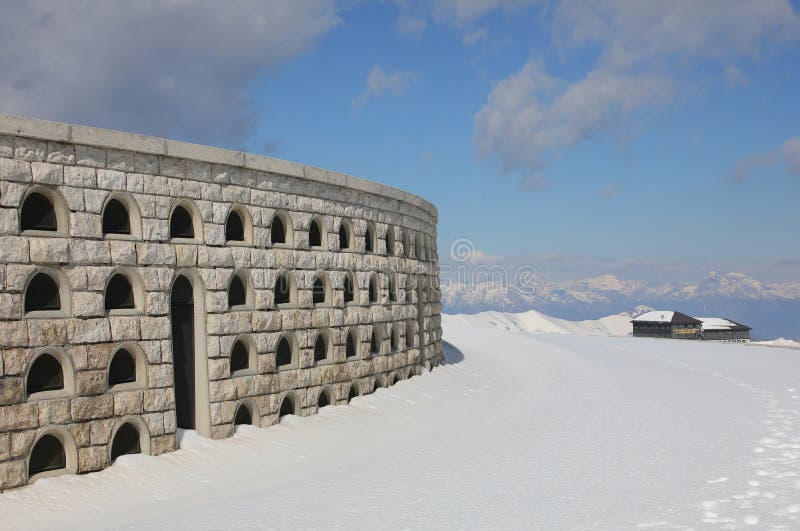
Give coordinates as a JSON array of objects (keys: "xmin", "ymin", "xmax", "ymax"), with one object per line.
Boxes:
[
  {"xmin": 445, "ymin": 307, "xmax": 635, "ymax": 336},
  {"xmin": 2, "ymin": 323, "xmax": 800, "ymax": 529}
]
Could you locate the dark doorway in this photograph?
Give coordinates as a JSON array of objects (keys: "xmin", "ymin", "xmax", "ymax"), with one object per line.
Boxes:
[
  {"xmin": 110, "ymin": 423, "xmax": 141, "ymax": 462},
  {"xmin": 21, "ymin": 192, "xmax": 57, "ymax": 232},
  {"xmin": 29, "ymin": 434, "xmax": 65, "ymax": 476},
  {"xmin": 234, "ymin": 405, "xmax": 252, "ymax": 426},
  {"xmin": 318, "ymin": 389, "xmax": 330, "ymax": 409},
  {"xmin": 225, "ymin": 211, "xmax": 244, "ymax": 242},
  {"xmin": 102, "ymin": 199, "xmax": 130, "ymax": 235},
  {"xmin": 279, "ymin": 396, "xmax": 295, "ymax": 420},
  {"xmin": 171, "ymin": 275, "xmax": 195, "ymax": 429}
]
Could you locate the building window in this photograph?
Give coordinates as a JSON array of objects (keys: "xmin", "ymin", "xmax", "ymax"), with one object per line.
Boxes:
[
  {"xmin": 403, "ymin": 229, "xmax": 411, "ymax": 258},
  {"xmin": 312, "ymin": 274, "xmax": 326, "ymax": 305},
  {"xmin": 21, "ymin": 192, "xmax": 57, "ymax": 232},
  {"xmin": 25, "ymin": 273, "xmax": 61, "ymax": 312},
  {"xmin": 309, "ymin": 217, "xmax": 323, "ymax": 248},
  {"xmin": 346, "ymin": 329, "xmax": 358, "ymax": 358},
  {"xmin": 105, "ymin": 274, "xmax": 135, "ymax": 311},
  {"xmin": 343, "ymin": 272, "xmax": 355, "ymax": 304},
  {"xmin": 271, "ymin": 212, "xmax": 291, "ymax": 245},
  {"xmin": 406, "ymin": 320, "xmax": 415, "ymax": 347},
  {"xmin": 108, "ymin": 348, "xmax": 136, "ymax": 386},
  {"xmin": 235, "ymin": 404, "xmax": 253, "ymax": 426},
  {"xmin": 28, "ymin": 434, "xmax": 65, "ymax": 476},
  {"xmin": 365, "ymin": 223, "xmax": 375, "ymax": 253},
  {"xmin": 385, "ymin": 226, "xmax": 395, "ymax": 255},
  {"xmin": 317, "ymin": 388, "xmax": 331, "ymax": 409},
  {"xmin": 275, "ymin": 271, "xmax": 292, "ymax": 305},
  {"xmin": 279, "ymin": 395, "xmax": 295, "ymax": 420},
  {"xmin": 339, "ymin": 220, "xmax": 351, "ymax": 249},
  {"xmin": 389, "ymin": 275, "xmax": 397, "ymax": 302},
  {"xmin": 102, "ymin": 199, "xmax": 130, "ymax": 235},
  {"xmin": 110, "ymin": 423, "xmax": 141, "ymax": 462},
  {"xmin": 230, "ymin": 340, "xmax": 249, "ymax": 373},
  {"xmin": 170, "ymin": 205, "xmax": 194, "ymax": 239},
  {"xmin": 26, "ymin": 353, "xmax": 64, "ymax": 395},
  {"xmin": 228, "ymin": 274, "xmax": 247, "ymax": 308},
  {"xmin": 391, "ymin": 326, "xmax": 399, "ymax": 351},
  {"xmin": 314, "ymin": 332, "xmax": 328, "ymax": 363},
  {"xmin": 276, "ymin": 336, "xmax": 293, "ymax": 368},
  {"xmin": 368, "ymin": 274, "xmax": 379, "ymax": 304},
  {"xmin": 225, "ymin": 210, "xmax": 245, "ymax": 242},
  {"xmin": 370, "ymin": 327, "xmax": 381, "ymax": 355},
  {"xmin": 347, "ymin": 384, "xmax": 358, "ymax": 402}
]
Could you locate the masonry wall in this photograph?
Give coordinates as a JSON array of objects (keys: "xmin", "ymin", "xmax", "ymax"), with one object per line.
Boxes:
[{"xmin": 0, "ymin": 116, "xmax": 442, "ymax": 490}]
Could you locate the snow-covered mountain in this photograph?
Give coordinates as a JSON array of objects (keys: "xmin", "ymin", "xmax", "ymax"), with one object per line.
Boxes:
[{"xmin": 441, "ymin": 271, "xmax": 800, "ymax": 340}]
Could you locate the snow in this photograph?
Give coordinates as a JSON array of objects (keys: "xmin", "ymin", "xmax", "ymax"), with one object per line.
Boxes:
[
  {"xmin": 446, "ymin": 308, "xmax": 634, "ymax": 336},
  {"xmin": 699, "ymin": 317, "xmax": 744, "ymax": 331},
  {"xmin": 3, "ymin": 318, "xmax": 800, "ymax": 529},
  {"xmin": 755, "ymin": 338, "xmax": 800, "ymax": 349},
  {"xmin": 632, "ymin": 310, "xmax": 676, "ymax": 323}
]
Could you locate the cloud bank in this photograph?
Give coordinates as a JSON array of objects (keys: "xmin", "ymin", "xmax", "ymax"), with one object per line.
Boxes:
[{"xmin": 0, "ymin": 1, "xmax": 339, "ymax": 147}]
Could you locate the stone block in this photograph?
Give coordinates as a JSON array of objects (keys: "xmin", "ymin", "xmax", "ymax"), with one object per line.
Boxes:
[
  {"xmin": 144, "ymin": 388, "xmax": 175, "ymax": 412},
  {"xmin": 150, "ymin": 434, "xmax": 176, "ymax": 456},
  {"xmin": 64, "ymin": 165, "xmax": 97, "ymax": 187},
  {"xmin": 142, "ymin": 218, "xmax": 169, "ymax": 241},
  {"xmin": 175, "ymin": 245, "xmax": 197, "ymax": 267},
  {"xmin": 143, "ymin": 175, "xmax": 167, "ymax": 195},
  {"xmin": 0, "ymin": 322, "xmax": 28, "ymax": 348},
  {"xmin": 46, "ymin": 141, "xmax": 76, "ymax": 164},
  {"xmin": 29, "ymin": 237, "xmax": 69, "ymax": 263},
  {"xmin": 0, "ymin": 378, "xmax": 24, "ymax": 406},
  {"xmin": 0, "ymin": 293, "xmax": 22, "ymax": 319},
  {"xmin": 113, "ymin": 390, "xmax": 144, "ymax": 416},
  {"xmin": 0, "ymin": 134, "xmax": 13, "ymax": 158},
  {"xmin": 0, "ymin": 433, "xmax": 9, "ymax": 462},
  {"xmin": 71, "ymin": 395, "xmax": 113, "ymax": 421},
  {"xmin": 140, "ymin": 316, "xmax": 170, "ymax": 340},
  {"xmin": 109, "ymin": 240, "xmax": 137, "ymax": 265},
  {"xmin": 143, "ymin": 412, "xmax": 165, "ymax": 436},
  {"xmin": 0, "ymin": 403, "xmax": 38, "ymax": 431},
  {"xmin": 77, "ymin": 370, "xmax": 107, "ymax": 396},
  {"xmin": 106, "ymin": 150, "xmax": 135, "ymax": 172},
  {"xmin": 78, "ymin": 446, "xmax": 109, "ymax": 473},
  {"xmin": 109, "ymin": 316, "xmax": 141, "ymax": 341},
  {"xmin": 72, "ymin": 292, "xmax": 105, "ymax": 317},
  {"xmin": 37, "ymin": 399, "xmax": 71, "ymax": 425},
  {"xmin": 27, "ymin": 318, "xmax": 68, "ymax": 346},
  {"xmin": 0, "ymin": 460, "xmax": 27, "ymax": 491},
  {"xmin": 134, "ymin": 153, "xmax": 159, "ymax": 175},
  {"xmin": 0, "ymin": 236, "xmax": 29, "ymax": 262},
  {"xmin": 147, "ymin": 364, "xmax": 173, "ymax": 388},
  {"xmin": 136, "ymin": 243, "xmax": 176, "ymax": 265},
  {"xmin": 74, "ymin": 144, "xmax": 106, "ymax": 168},
  {"xmin": 90, "ymin": 418, "xmax": 115, "ymax": 445},
  {"xmin": 31, "ymin": 162, "xmax": 64, "ymax": 184},
  {"xmin": 68, "ymin": 318, "xmax": 111, "ymax": 344},
  {"xmin": 14, "ymin": 137, "xmax": 45, "ymax": 161}
]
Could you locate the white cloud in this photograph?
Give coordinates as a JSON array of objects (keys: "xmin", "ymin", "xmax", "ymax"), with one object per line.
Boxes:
[
  {"xmin": 0, "ymin": 1, "xmax": 339, "ymax": 147},
  {"xmin": 393, "ymin": 0, "xmax": 537, "ymax": 32},
  {"xmin": 354, "ymin": 66, "xmax": 418, "ymax": 106},
  {"xmin": 475, "ymin": 61, "xmax": 671, "ymax": 172},
  {"xmin": 475, "ymin": 0, "xmax": 800, "ymax": 178},
  {"xmin": 735, "ymin": 137, "xmax": 800, "ymax": 181}
]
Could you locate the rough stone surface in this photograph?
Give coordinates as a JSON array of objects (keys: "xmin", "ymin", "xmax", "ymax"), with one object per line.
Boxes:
[{"xmin": 0, "ymin": 115, "xmax": 441, "ymax": 491}]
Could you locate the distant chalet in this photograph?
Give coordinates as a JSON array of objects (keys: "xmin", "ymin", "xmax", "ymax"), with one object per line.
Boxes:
[{"xmin": 631, "ymin": 311, "xmax": 751, "ymax": 343}]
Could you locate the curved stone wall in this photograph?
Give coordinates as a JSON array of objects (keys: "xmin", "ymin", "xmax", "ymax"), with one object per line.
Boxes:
[{"xmin": 0, "ymin": 114, "xmax": 442, "ymax": 490}]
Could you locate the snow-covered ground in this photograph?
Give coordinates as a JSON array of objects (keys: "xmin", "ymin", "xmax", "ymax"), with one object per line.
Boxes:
[
  {"xmin": 3, "ymin": 317, "xmax": 800, "ymax": 529},
  {"xmin": 446, "ymin": 308, "xmax": 634, "ymax": 336}
]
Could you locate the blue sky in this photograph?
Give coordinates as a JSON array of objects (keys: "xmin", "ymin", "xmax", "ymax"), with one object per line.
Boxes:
[{"xmin": 1, "ymin": 1, "xmax": 799, "ymax": 283}]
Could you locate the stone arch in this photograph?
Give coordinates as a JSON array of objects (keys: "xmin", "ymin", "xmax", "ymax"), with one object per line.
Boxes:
[
  {"xmin": 390, "ymin": 322, "xmax": 401, "ymax": 352},
  {"xmin": 370, "ymin": 325, "xmax": 383, "ymax": 356},
  {"xmin": 278, "ymin": 391, "xmax": 299, "ymax": 420},
  {"xmin": 402, "ymin": 228, "xmax": 411, "ymax": 258},
  {"xmin": 385, "ymin": 224, "xmax": 395, "ymax": 255},
  {"xmin": 20, "ymin": 185, "xmax": 69, "ymax": 235},
  {"xmin": 368, "ymin": 273, "xmax": 380, "ymax": 304},
  {"xmin": 102, "ymin": 192, "xmax": 142, "ymax": 239},
  {"xmin": 312, "ymin": 270, "xmax": 330, "ymax": 306},
  {"xmin": 338, "ymin": 218, "xmax": 352, "ymax": 250},
  {"xmin": 169, "ymin": 270, "xmax": 211, "ymax": 439},
  {"xmin": 415, "ymin": 232, "xmax": 423, "ymax": 259},
  {"xmin": 345, "ymin": 327, "xmax": 359, "ymax": 359},
  {"xmin": 229, "ymin": 334, "xmax": 257, "ymax": 376},
  {"xmin": 27, "ymin": 426, "xmax": 78, "ymax": 483},
  {"xmin": 343, "ymin": 270, "xmax": 357, "ymax": 305},
  {"xmin": 234, "ymin": 398, "xmax": 260, "ymax": 428},
  {"xmin": 25, "ymin": 347, "xmax": 75, "ymax": 400},
  {"xmin": 228, "ymin": 269, "xmax": 254, "ymax": 310},
  {"xmin": 406, "ymin": 320, "xmax": 416, "ymax": 348},
  {"xmin": 364, "ymin": 221, "xmax": 376, "ymax": 253},
  {"xmin": 316, "ymin": 385, "xmax": 334, "ymax": 410},
  {"xmin": 347, "ymin": 382, "xmax": 360, "ymax": 402},
  {"xmin": 270, "ymin": 209, "xmax": 293, "ymax": 246},
  {"xmin": 274, "ymin": 269, "xmax": 296, "ymax": 307},
  {"xmin": 275, "ymin": 332, "xmax": 298, "ymax": 370},
  {"xmin": 313, "ymin": 328, "xmax": 331, "ymax": 364},
  {"xmin": 23, "ymin": 267, "xmax": 72, "ymax": 317},
  {"xmin": 109, "ymin": 416, "xmax": 151, "ymax": 463},
  {"xmin": 388, "ymin": 274, "xmax": 398, "ymax": 303},
  {"xmin": 104, "ymin": 267, "xmax": 145, "ymax": 314},
  {"xmin": 107, "ymin": 342, "xmax": 147, "ymax": 391},
  {"xmin": 225, "ymin": 203, "xmax": 253, "ymax": 244},
  {"xmin": 170, "ymin": 199, "xmax": 204, "ymax": 242},
  {"xmin": 308, "ymin": 214, "xmax": 326, "ymax": 249}
]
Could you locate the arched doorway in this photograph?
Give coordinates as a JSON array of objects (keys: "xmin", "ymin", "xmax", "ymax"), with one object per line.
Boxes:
[
  {"xmin": 416, "ymin": 275, "xmax": 426, "ymax": 367},
  {"xmin": 171, "ymin": 275, "xmax": 196, "ymax": 430}
]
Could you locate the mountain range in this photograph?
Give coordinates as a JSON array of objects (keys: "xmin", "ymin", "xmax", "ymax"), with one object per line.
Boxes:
[{"xmin": 440, "ymin": 271, "xmax": 800, "ymax": 340}]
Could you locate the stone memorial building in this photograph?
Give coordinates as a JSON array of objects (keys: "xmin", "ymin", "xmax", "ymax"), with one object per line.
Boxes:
[{"xmin": 0, "ymin": 114, "xmax": 442, "ymax": 490}]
